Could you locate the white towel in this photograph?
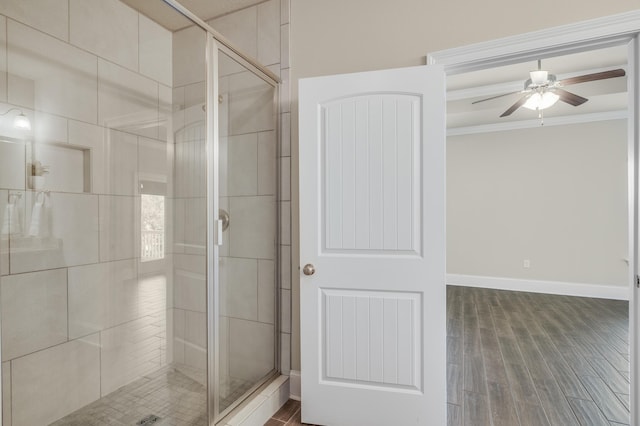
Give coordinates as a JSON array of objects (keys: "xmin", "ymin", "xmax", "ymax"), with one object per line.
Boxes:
[
  {"xmin": 1, "ymin": 199, "xmax": 21, "ymax": 236},
  {"xmin": 28, "ymin": 192, "xmax": 49, "ymax": 238},
  {"xmin": 0, "ymin": 204, "xmax": 11, "ymax": 235}
]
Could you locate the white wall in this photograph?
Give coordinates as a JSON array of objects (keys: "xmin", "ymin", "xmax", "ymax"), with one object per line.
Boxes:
[
  {"xmin": 447, "ymin": 120, "xmax": 628, "ymax": 286},
  {"xmin": 289, "ymin": 1, "xmax": 640, "ymax": 371}
]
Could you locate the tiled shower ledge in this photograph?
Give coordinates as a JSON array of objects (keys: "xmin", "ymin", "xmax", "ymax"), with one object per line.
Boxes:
[{"xmin": 222, "ymin": 375, "xmax": 290, "ymax": 426}]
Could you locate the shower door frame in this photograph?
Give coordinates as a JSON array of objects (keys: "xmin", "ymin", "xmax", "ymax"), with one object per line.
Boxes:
[
  {"xmin": 207, "ymin": 37, "xmax": 282, "ymax": 423},
  {"xmin": 162, "ymin": 0, "xmax": 282, "ymax": 424}
]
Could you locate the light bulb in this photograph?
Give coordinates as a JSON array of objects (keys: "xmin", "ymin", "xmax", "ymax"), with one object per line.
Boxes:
[
  {"xmin": 13, "ymin": 113, "xmax": 31, "ymax": 130},
  {"xmin": 523, "ymin": 92, "xmax": 559, "ymax": 111}
]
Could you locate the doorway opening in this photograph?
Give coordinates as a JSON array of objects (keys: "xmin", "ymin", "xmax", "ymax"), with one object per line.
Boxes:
[{"xmin": 430, "ymin": 15, "xmax": 639, "ymax": 426}]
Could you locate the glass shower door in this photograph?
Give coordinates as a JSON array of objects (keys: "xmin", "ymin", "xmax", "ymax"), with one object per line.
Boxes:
[
  {"xmin": 0, "ymin": 1, "xmax": 211, "ymax": 424},
  {"xmin": 0, "ymin": 1, "xmax": 280, "ymax": 423},
  {"xmin": 216, "ymin": 49, "xmax": 279, "ymax": 417}
]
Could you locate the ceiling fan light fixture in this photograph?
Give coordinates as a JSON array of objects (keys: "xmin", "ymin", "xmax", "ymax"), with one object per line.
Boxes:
[
  {"xmin": 522, "ymin": 91, "xmax": 559, "ymax": 111},
  {"xmin": 473, "ymin": 63, "xmax": 623, "ymax": 118},
  {"xmin": 530, "ymin": 70, "xmax": 549, "ymax": 86}
]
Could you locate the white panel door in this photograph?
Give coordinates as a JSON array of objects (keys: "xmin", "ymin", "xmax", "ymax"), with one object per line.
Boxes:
[{"xmin": 299, "ymin": 65, "xmax": 446, "ymax": 426}]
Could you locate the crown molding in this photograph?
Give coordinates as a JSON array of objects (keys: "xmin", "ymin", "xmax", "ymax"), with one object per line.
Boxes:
[
  {"xmin": 447, "ymin": 110, "xmax": 627, "ymax": 136},
  {"xmin": 428, "ymin": 10, "xmax": 640, "ymax": 75}
]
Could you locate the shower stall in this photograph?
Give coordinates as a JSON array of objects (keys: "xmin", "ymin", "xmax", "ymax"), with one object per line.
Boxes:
[{"xmin": 0, "ymin": 0, "xmax": 286, "ymax": 424}]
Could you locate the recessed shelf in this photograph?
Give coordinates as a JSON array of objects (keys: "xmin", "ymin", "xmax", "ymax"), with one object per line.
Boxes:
[{"xmin": 29, "ymin": 143, "xmax": 91, "ymax": 193}]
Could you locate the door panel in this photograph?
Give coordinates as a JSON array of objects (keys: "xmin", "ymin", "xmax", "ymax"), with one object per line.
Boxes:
[
  {"xmin": 323, "ymin": 95, "xmax": 421, "ymax": 254},
  {"xmin": 322, "ymin": 289, "xmax": 421, "ymax": 390},
  {"xmin": 299, "ymin": 65, "xmax": 446, "ymax": 426}
]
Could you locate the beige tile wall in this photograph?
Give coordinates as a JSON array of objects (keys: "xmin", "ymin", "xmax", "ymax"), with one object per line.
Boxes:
[
  {"xmin": 67, "ymin": 259, "xmax": 139, "ymax": 339},
  {"xmin": 0, "ymin": 0, "xmax": 174, "ymax": 424},
  {"xmin": 1, "ymin": 269, "xmax": 68, "ymax": 361},
  {"xmin": 0, "ymin": 0, "xmax": 292, "ymax": 424},
  {"xmin": 12, "ymin": 334, "xmax": 101, "ymax": 425}
]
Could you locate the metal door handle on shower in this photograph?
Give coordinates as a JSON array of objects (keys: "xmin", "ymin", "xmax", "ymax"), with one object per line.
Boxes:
[{"xmin": 219, "ymin": 209, "xmax": 230, "ymax": 231}]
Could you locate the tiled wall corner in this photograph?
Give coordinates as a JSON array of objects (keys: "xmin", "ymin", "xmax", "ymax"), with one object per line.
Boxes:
[
  {"xmin": 210, "ymin": 8, "xmax": 258, "ymax": 59},
  {"xmin": 257, "ymin": 0, "xmax": 281, "ymax": 66},
  {"xmin": 279, "ymin": 0, "xmax": 292, "ymax": 376}
]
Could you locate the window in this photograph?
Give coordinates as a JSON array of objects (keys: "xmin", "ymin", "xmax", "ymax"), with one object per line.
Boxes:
[{"xmin": 141, "ymin": 193, "xmax": 165, "ymax": 262}]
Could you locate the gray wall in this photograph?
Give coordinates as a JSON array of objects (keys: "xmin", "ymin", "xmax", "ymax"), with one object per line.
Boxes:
[{"xmin": 447, "ymin": 120, "xmax": 628, "ymax": 286}]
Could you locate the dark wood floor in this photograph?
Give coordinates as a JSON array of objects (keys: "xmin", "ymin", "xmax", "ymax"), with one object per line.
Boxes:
[
  {"xmin": 265, "ymin": 399, "xmax": 308, "ymax": 425},
  {"xmin": 267, "ymin": 286, "xmax": 630, "ymax": 426},
  {"xmin": 448, "ymin": 286, "xmax": 629, "ymax": 426}
]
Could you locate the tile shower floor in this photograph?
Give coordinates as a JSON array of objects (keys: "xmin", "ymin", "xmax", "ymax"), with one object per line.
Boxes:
[
  {"xmin": 51, "ymin": 366, "xmax": 257, "ymax": 425},
  {"xmin": 52, "ymin": 366, "xmax": 207, "ymax": 426}
]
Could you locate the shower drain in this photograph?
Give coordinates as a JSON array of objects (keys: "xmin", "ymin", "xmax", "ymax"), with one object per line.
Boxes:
[{"xmin": 136, "ymin": 414, "xmax": 161, "ymax": 425}]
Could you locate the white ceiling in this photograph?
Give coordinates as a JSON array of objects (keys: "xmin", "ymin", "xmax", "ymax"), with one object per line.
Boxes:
[
  {"xmin": 120, "ymin": 0, "xmax": 267, "ymax": 31},
  {"xmin": 447, "ymin": 44, "xmax": 629, "ymax": 129}
]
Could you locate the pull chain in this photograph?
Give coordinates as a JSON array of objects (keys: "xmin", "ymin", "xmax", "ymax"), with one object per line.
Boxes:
[{"xmin": 538, "ymin": 107, "xmax": 544, "ymax": 126}]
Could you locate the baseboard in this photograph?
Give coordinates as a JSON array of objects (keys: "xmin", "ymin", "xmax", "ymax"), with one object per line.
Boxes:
[
  {"xmin": 289, "ymin": 370, "xmax": 301, "ymax": 401},
  {"xmin": 447, "ymin": 274, "xmax": 629, "ymax": 300}
]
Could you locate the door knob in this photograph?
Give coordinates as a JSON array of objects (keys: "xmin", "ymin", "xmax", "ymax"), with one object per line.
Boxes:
[
  {"xmin": 303, "ymin": 264, "xmax": 315, "ymax": 276},
  {"xmin": 219, "ymin": 209, "xmax": 230, "ymax": 231}
]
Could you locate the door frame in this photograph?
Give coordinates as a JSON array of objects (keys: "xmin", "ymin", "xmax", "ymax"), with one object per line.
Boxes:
[
  {"xmin": 206, "ymin": 36, "xmax": 282, "ymax": 424},
  {"xmin": 427, "ymin": 9, "xmax": 640, "ymax": 425}
]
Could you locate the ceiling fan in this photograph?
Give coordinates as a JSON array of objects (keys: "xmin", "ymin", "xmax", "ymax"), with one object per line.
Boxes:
[{"xmin": 472, "ymin": 60, "xmax": 626, "ymax": 119}]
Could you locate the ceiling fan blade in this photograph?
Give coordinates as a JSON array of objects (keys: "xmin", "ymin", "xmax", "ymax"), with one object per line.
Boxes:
[
  {"xmin": 500, "ymin": 95, "xmax": 529, "ymax": 117},
  {"xmin": 558, "ymin": 68, "xmax": 626, "ymax": 86},
  {"xmin": 555, "ymin": 88, "xmax": 588, "ymax": 106},
  {"xmin": 471, "ymin": 90, "xmax": 522, "ymax": 105}
]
